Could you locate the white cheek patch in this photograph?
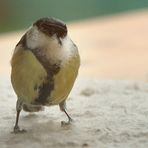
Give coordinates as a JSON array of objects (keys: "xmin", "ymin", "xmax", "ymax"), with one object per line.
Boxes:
[
  {"xmin": 61, "ymin": 36, "xmax": 78, "ymax": 60},
  {"xmin": 26, "ymin": 26, "xmax": 78, "ymax": 64},
  {"xmin": 48, "ymin": 36, "xmax": 77, "ymax": 63},
  {"xmin": 26, "ymin": 26, "xmax": 49, "ymax": 49}
]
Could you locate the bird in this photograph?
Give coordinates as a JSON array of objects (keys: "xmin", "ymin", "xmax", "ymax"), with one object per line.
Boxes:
[{"xmin": 11, "ymin": 17, "xmax": 80, "ymax": 133}]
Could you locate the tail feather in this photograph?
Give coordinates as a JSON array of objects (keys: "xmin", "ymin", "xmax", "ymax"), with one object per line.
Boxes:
[{"xmin": 23, "ymin": 104, "xmax": 44, "ymax": 112}]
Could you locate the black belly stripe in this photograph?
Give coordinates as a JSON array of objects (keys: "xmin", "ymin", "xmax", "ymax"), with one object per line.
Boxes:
[
  {"xmin": 35, "ymin": 75, "xmax": 54, "ymax": 105},
  {"xmin": 31, "ymin": 48, "xmax": 61, "ymax": 105},
  {"xmin": 16, "ymin": 34, "xmax": 61, "ymax": 105}
]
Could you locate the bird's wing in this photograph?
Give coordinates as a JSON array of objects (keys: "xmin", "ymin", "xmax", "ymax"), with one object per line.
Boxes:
[{"xmin": 11, "ymin": 45, "xmax": 48, "ymax": 104}]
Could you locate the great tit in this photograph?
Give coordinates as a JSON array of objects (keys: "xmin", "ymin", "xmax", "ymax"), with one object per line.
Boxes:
[{"xmin": 11, "ymin": 17, "xmax": 80, "ymax": 133}]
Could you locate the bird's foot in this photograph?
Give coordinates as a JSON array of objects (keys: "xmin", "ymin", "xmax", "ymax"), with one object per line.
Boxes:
[
  {"xmin": 61, "ymin": 118, "xmax": 73, "ymax": 127},
  {"xmin": 12, "ymin": 126, "xmax": 27, "ymax": 134}
]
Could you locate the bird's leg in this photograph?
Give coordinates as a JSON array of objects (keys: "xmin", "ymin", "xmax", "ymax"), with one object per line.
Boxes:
[
  {"xmin": 13, "ymin": 99, "xmax": 26, "ymax": 133},
  {"xmin": 59, "ymin": 101, "xmax": 73, "ymax": 126},
  {"xmin": 63, "ymin": 109, "xmax": 73, "ymax": 123}
]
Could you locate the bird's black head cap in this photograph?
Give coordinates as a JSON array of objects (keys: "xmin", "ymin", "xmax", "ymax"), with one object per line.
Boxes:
[{"xmin": 33, "ymin": 17, "xmax": 67, "ymax": 38}]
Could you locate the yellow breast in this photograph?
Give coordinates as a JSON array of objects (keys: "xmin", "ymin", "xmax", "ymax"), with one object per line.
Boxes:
[
  {"xmin": 11, "ymin": 46, "xmax": 47, "ymax": 103},
  {"xmin": 49, "ymin": 54, "xmax": 80, "ymax": 105},
  {"xmin": 11, "ymin": 45, "xmax": 80, "ymax": 105}
]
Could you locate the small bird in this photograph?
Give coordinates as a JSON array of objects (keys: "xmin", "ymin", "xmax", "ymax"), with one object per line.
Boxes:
[{"xmin": 11, "ymin": 17, "xmax": 80, "ymax": 133}]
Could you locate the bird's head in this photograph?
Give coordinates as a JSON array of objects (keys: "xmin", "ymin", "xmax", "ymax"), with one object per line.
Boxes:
[{"xmin": 25, "ymin": 17, "xmax": 68, "ymax": 49}]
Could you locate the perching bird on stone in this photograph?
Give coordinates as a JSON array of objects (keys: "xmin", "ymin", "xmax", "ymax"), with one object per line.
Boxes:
[{"xmin": 11, "ymin": 17, "xmax": 80, "ymax": 133}]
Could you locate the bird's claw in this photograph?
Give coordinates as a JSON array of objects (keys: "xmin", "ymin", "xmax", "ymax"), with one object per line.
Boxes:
[
  {"xmin": 61, "ymin": 118, "xmax": 73, "ymax": 127},
  {"xmin": 12, "ymin": 126, "xmax": 27, "ymax": 134}
]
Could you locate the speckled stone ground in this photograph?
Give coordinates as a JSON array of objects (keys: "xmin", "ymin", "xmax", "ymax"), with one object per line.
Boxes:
[{"xmin": 1, "ymin": 78, "xmax": 148, "ymax": 148}]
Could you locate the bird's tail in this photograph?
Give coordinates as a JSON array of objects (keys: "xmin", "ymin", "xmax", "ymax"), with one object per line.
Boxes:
[{"xmin": 23, "ymin": 104, "xmax": 44, "ymax": 112}]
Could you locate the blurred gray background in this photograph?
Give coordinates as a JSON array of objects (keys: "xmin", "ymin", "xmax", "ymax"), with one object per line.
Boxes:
[
  {"xmin": 0, "ymin": 0, "xmax": 148, "ymax": 33},
  {"xmin": 1, "ymin": 0, "xmax": 148, "ymax": 81}
]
